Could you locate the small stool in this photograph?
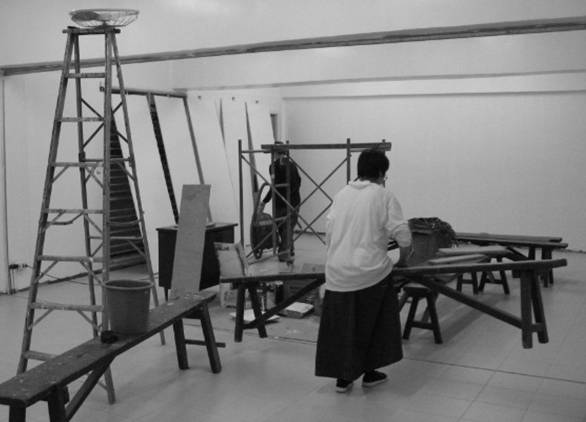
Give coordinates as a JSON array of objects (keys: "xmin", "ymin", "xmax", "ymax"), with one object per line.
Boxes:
[
  {"xmin": 438, "ymin": 246, "xmax": 511, "ymax": 295},
  {"xmin": 478, "ymin": 256, "xmax": 510, "ymax": 294},
  {"xmin": 457, "ymin": 269, "xmax": 483, "ymax": 294},
  {"xmin": 400, "ymin": 285, "xmax": 442, "ymax": 344}
]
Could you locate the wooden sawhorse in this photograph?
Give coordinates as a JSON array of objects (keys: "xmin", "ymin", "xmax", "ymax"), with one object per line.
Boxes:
[{"xmin": 0, "ymin": 293, "xmax": 222, "ymax": 422}]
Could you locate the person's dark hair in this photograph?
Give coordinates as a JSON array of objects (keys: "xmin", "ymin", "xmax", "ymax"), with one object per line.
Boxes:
[{"xmin": 357, "ymin": 148, "xmax": 389, "ymax": 179}]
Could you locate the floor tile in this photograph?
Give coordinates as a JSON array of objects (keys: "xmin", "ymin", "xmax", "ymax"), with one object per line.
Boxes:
[
  {"xmin": 521, "ymin": 410, "xmax": 583, "ymax": 422},
  {"xmin": 462, "ymin": 401, "xmax": 525, "ymax": 422},
  {"xmin": 475, "ymin": 385, "xmax": 535, "ymax": 410},
  {"xmin": 528, "ymin": 392, "xmax": 586, "ymax": 419}
]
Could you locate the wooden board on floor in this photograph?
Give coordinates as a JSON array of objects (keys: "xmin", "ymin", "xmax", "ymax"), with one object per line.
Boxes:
[{"xmin": 170, "ymin": 185, "xmax": 210, "ymax": 295}]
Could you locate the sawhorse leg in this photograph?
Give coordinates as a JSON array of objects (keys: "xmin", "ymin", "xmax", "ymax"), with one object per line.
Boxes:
[
  {"xmin": 9, "ymin": 406, "xmax": 25, "ymax": 422},
  {"xmin": 541, "ymin": 247, "xmax": 554, "ymax": 287},
  {"xmin": 247, "ymin": 285, "xmax": 268, "ymax": 339},
  {"xmin": 531, "ymin": 271, "xmax": 548, "ymax": 344},
  {"xmin": 198, "ymin": 304, "xmax": 222, "ymax": 373},
  {"xmin": 234, "ymin": 285, "xmax": 246, "ymax": 342},
  {"xmin": 47, "ymin": 388, "xmax": 67, "ymax": 422},
  {"xmin": 173, "ymin": 319, "xmax": 189, "ymax": 370},
  {"xmin": 233, "ymin": 283, "xmax": 268, "ymax": 342},
  {"xmin": 519, "ymin": 270, "xmax": 548, "ymax": 348},
  {"xmin": 177, "ymin": 305, "xmax": 224, "ymax": 373}
]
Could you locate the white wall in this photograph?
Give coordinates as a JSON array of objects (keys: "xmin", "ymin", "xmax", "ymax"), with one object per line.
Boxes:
[{"xmin": 283, "ymin": 80, "xmax": 586, "ymax": 251}]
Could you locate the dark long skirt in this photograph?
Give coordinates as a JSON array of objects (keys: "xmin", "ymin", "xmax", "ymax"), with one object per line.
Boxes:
[{"xmin": 314, "ymin": 275, "xmax": 403, "ymax": 381}]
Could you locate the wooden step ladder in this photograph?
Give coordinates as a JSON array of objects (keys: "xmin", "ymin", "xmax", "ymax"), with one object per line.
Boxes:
[{"xmin": 16, "ymin": 26, "xmax": 163, "ymax": 403}]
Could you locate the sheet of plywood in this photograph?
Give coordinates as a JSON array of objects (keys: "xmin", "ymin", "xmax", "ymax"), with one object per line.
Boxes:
[
  {"xmin": 155, "ymin": 96, "xmax": 203, "ymax": 213},
  {"xmin": 188, "ymin": 96, "xmax": 238, "ymax": 226},
  {"xmin": 170, "ymin": 184, "xmax": 210, "ymax": 296},
  {"xmin": 124, "ymin": 95, "xmax": 173, "ymax": 274},
  {"xmin": 245, "ymin": 102, "xmax": 273, "ymax": 189},
  {"xmin": 220, "ymin": 98, "xmax": 253, "ymax": 245}
]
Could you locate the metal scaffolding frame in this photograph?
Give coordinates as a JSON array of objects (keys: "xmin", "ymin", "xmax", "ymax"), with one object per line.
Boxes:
[{"xmin": 238, "ymin": 139, "xmax": 392, "ymax": 259}]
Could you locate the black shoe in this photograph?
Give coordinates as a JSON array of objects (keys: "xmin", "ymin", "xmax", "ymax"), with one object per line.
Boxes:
[
  {"xmin": 335, "ymin": 378, "xmax": 353, "ymax": 393},
  {"xmin": 362, "ymin": 371, "xmax": 387, "ymax": 388}
]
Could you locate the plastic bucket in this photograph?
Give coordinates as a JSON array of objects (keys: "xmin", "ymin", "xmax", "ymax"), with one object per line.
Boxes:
[{"xmin": 104, "ymin": 280, "xmax": 152, "ymax": 334}]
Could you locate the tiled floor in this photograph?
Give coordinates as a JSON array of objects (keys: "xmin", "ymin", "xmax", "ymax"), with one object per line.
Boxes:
[{"xmin": 0, "ymin": 234, "xmax": 585, "ymax": 421}]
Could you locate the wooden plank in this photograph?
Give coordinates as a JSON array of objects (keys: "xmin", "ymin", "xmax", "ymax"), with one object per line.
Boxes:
[
  {"xmin": 4, "ymin": 16, "xmax": 586, "ymax": 76},
  {"xmin": 246, "ymin": 102, "xmax": 273, "ymax": 189},
  {"xmin": 437, "ymin": 245, "xmax": 510, "ymax": 257},
  {"xmin": 455, "ymin": 232, "xmax": 566, "ymax": 248},
  {"xmin": 170, "ymin": 185, "xmax": 210, "ymax": 296},
  {"xmin": 427, "ymin": 254, "xmax": 487, "ymax": 265},
  {"xmin": 393, "ymin": 258, "xmax": 567, "ymax": 277},
  {"xmin": 456, "ymin": 232, "xmax": 563, "ymax": 243},
  {"xmin": 110, "ymin": 86, "xmax": 187, "ymax": 99},
  {"xmin": 260, "ymin": 142, "xmax": 392, "ymax": 151},
  {"xmin": 189, "ymin": 97, "xmax": 238, "ymax": 225},
  {"xmin": 220, "ymin": 98, "xmax": 251, "ymax": 243},
  {"xmin": 221, "ymin": 270, "xmax": 326, "ymax": 285},
  {"xmin": 221, "ymin": 258, "xmax": 565, "ymax": 284},
  {"xmin": 0, "ymin": 295, "xmax": 209, "ymax": 407}
]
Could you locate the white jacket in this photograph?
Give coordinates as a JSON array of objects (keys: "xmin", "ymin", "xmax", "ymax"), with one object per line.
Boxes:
[{"xmin": 325, "ymin": 180, "xmax": 411, "ymax": 292}]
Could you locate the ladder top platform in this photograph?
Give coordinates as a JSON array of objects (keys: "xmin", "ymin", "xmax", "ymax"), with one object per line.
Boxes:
[{"xmin": 63, "ymin": 26, "xmax": 121, "ymax": 35}]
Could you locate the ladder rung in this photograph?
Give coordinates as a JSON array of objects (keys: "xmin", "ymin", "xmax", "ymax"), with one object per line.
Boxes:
[
  {"xmin": 38, "ymin": 255, "xmax": 104, "ymax": 263},
  {"xmin": 111, "ymin": 220, "xmax": 138, "ymax": 226},
  {"xmin": 111, "ymin": 208, "xmax": 136, "ymax": 214},
  {"xmin": 67, "ymin": 72, "xmax": 106, "ymax": 79},
  {"xmin": 53, "ymin": 161, "xmax": 103, "ymax": 168},
  {"xmin": 31, "ymin": 301, "xmax": 103, "ymax": 312},
  {"xmin": 111, "ymin": 246, "xmax": 139, "ymax": 254},
  {"xmin": 110, "ymin": 186, "xmax": 130, "ymax": 193},
  {"xmin": 23, "ymin": 350, "xmax": 55, "ymax": 362},
  {"xmin": 60, "ymin": 117, "xmax": 104, "ymax": 123},
  {"xmin": 110, "ymin": 236, "xmax": 143, "ymax": 241},
  {"xmin": 110, "ymin": 195, "xmax": 132, "ymax": 201}
]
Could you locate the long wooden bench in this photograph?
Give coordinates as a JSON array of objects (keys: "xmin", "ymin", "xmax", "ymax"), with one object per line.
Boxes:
[
  {"xmin": 0, "ymin": 292, "xmax": 221, "ymax": 422},
  {"xmin": 455, "ymin": 232, "xmax": 568, "ymax": 287},
  {"xmin": 393, "ymin": 258, "xmax": 567, "ymax": 348},
  {"xmin": 221, "ymin": 257, "xmax": 567, "ymax": 349}
]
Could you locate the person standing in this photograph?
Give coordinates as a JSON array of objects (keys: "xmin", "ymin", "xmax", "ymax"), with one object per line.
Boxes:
[
  {"xmin": 315, "ymin": 148, "xmax": 412, "ymax": 393},
  {"xmin": 259, "ymin": 143, "xmax": 301, "ymax": 261}
]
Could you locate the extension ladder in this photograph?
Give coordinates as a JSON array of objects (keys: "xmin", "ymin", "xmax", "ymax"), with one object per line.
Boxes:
[{"xmin": 16, "ymin": 26, "xmax": 162, "ymax": 403}]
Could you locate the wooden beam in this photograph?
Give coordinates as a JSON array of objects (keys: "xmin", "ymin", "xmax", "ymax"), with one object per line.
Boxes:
[
  {"xmin": 3, "ymin": 16, "xmax": 586, "ymax": 76},
  {"xmin": 106, "ymin": 86, "xmax": 187, "ymax": 98},
  {"xmin": 259, "ymin": 142, "xmax": 392, "ymax": 151}
]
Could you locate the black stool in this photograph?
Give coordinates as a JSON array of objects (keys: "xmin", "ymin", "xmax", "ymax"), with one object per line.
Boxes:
[
  {"xmin": 456, "ymin": 271, "xmax": 481, "ymax": 295},
  {"xmin": 478, "ymin": 256, "xmax": 510, "ymax": 294},
  {"xmin": 400, "ymin": 285, "xmax": 442, "ymax": 344}
]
